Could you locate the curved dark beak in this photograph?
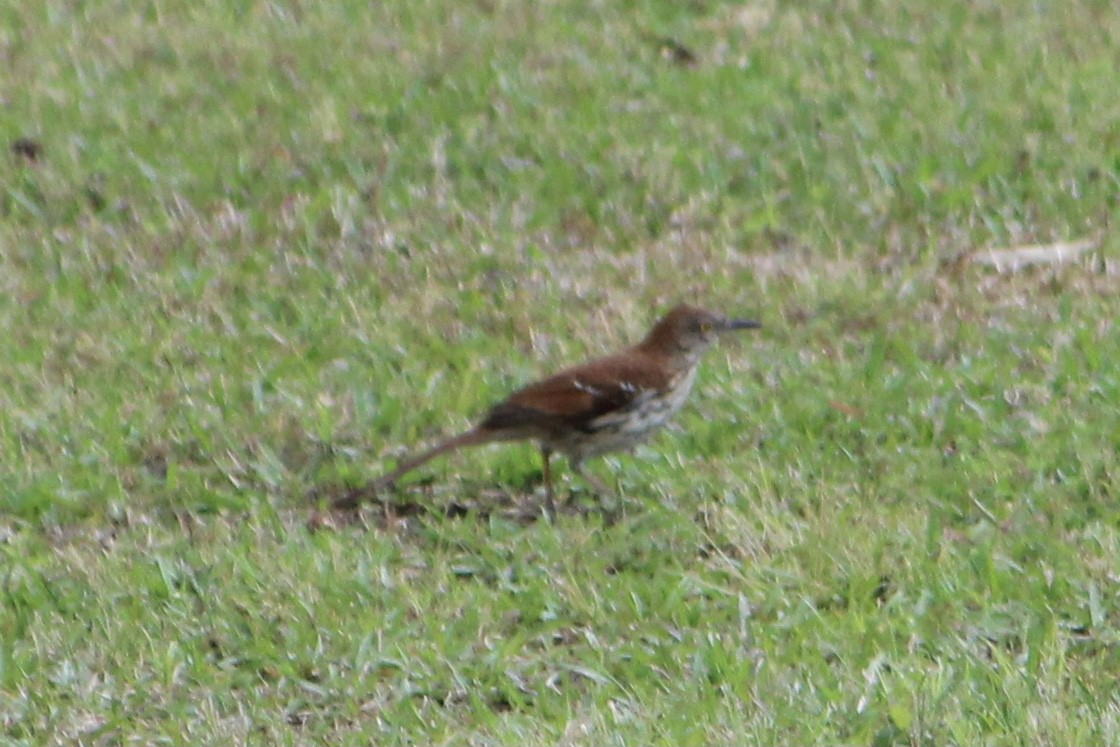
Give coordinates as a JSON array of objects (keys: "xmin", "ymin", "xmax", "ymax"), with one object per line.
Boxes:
[{"xmin": 725, "ymin": 318, "xmax": 762, "ymax": 331}]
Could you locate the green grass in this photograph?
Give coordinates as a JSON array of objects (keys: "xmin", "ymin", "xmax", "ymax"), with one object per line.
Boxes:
[{"xmin": 3, "ymin": 0, "xmax": 1120, "ymax": 743}]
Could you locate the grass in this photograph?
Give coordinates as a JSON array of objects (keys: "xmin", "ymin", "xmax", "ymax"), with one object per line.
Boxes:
[{"xmin": 2, "ymin": 0, "xmax": 1120, "ymax": 743}]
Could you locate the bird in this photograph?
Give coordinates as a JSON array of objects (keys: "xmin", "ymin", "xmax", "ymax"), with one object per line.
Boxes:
[{"xmin": 349, "ymin": 303, "xmax": 760, "ymax": 516}]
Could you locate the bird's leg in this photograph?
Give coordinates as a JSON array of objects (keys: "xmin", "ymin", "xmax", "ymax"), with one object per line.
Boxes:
[
  {"xmin": 568, "ymin": 459, "xmax": 612, "ymax": 495},
  {"xmin": 540, "ymin": 445, "xmax": 556, "ymax": 519},
  {"xmin": 569, "ymin": 459, "xmax": 620, "ymax": 520}
]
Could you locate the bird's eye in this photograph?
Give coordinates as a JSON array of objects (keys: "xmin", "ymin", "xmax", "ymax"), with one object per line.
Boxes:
[{"xmin": 699, "ymin": 320, "xmax": 713, "ymax": 333}]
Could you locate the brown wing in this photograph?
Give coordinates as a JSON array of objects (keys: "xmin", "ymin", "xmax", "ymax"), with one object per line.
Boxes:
[{"xmin": 480, "ymin": 350, "xmax": 669, "ymax": 434}]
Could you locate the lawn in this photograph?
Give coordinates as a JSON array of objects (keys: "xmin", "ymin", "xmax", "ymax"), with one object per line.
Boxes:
[{"xmin": 2, "ymin": 0, "xmax": 1119, "ymax": 743}]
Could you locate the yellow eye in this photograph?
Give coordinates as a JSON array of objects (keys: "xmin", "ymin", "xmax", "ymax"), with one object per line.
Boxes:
[{"xmin": 699, "ymin": 320, "xmax": 713, "ymax": 333}]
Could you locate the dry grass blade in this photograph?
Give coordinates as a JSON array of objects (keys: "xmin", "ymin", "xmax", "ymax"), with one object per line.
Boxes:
[{"xmin": 969, "ymin": 237, "xmax": 1100, "ymax": 272}]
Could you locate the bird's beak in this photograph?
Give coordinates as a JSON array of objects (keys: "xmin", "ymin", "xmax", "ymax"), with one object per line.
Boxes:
[{"xmin": 724, "ymin": 318, "xmax": 761, "ymax": 331}]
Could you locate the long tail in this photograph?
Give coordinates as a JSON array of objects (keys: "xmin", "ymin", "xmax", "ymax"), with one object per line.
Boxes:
[
  {"xmin": 326, "ymin": 428, "xmax": 494, "ymax": 511},
  {"xmin": 376, "ymin": 428, "xmax": 493, "ymax": 487}
]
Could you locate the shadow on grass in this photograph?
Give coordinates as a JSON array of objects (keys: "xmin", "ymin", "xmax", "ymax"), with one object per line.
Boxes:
[{"xmin": 305, "ymin": 480, "xmax": 599, "ymax": 531}]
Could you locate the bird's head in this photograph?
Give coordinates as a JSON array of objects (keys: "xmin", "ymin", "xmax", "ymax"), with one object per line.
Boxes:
[{"xmin": 640, "ymin": 303, "xmax": 761, "ymax": 362}]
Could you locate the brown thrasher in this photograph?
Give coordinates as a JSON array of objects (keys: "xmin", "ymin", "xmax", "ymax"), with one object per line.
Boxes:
[{"xmin": 362, "ymin": 303, "xmax": 760, "ymax": 515}]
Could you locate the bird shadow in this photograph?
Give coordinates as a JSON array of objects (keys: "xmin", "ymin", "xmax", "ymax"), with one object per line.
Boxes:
[{"xmin": 305, "ymin": 479, "xmax": 600, "ymax": 532}]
